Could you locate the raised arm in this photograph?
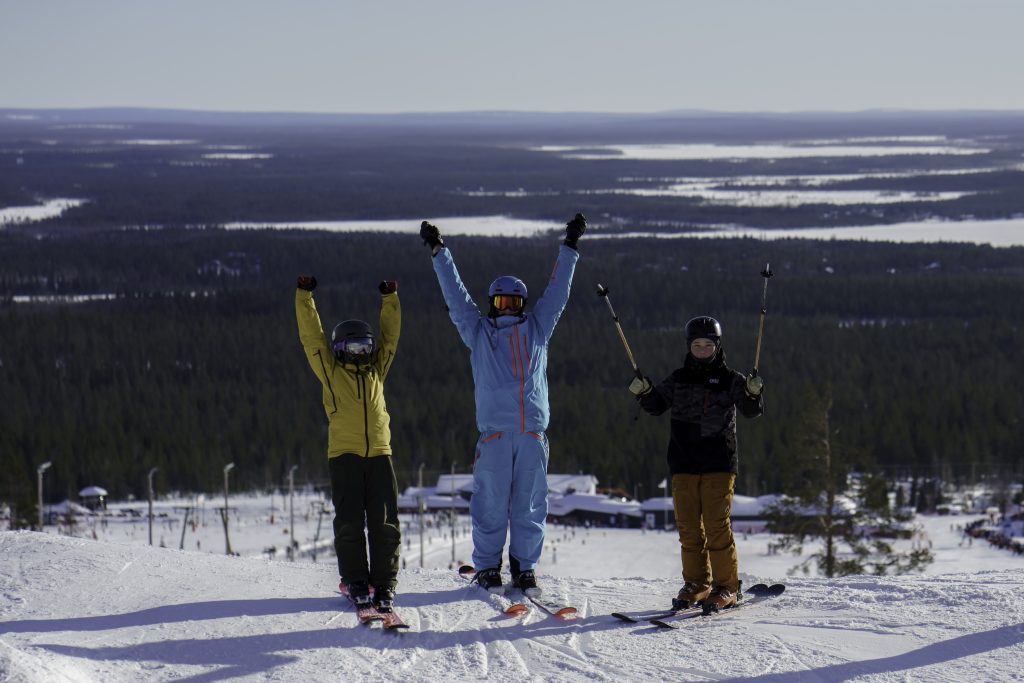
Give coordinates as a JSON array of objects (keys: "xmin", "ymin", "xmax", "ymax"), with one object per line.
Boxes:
[
  {"xmin": 630, "ymin": 373, "xmax": 672, "ymax": 416},
  {"xmin": 376, "ymin": 280, "xmax": 400, "ymax": 378},
  {"xmin": 295, "ymin": 275, "xmax": 332, "ymax": 384},
  {"xmin": 421, "ymin": 221, "xmax": 482, "ymax": 348},
  {"xmin": 733, "ymin": 372, "xmax": 764, "ymax": 418},
  {"xmin": 531, "ymin": 213, "xmax": 585, "ymax": 342}
]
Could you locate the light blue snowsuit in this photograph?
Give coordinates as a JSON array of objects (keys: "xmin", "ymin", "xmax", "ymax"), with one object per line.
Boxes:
[{"xmin": 431, "ymin": 244, "xmax": 579, "ymax": 572}]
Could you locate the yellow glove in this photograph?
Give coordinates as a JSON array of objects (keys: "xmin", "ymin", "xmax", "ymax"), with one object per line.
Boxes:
[{"xmin": 629, "ymin": 375, "xmax": 652, "ymax": 396}]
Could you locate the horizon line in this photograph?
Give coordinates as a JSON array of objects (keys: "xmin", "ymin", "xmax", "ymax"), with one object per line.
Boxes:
[{"xmin": 4, "ymin": 105, "xmax": 1024, "ymax": 118}]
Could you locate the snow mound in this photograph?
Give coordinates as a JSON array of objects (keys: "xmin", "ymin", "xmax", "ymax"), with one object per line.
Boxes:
[{"xmin": 1, "ymin": 531, "xmax": 1022, "ymax": 682}]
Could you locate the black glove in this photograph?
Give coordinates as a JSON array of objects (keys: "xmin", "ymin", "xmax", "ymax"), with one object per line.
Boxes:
[
  {"xmin": 564, "ymin": 213, "xmax": 587, "ymax": 249},
  {"xmin": 378, "ymin": 280, "xmax": 398, "ymax": 295},
  {"xmin": 420, "ymin": 221, "xmax": 444, "ymax": 250},
  {"xmin": 296, "ymin": 275, "xmax": 317, "ymax": 291}
]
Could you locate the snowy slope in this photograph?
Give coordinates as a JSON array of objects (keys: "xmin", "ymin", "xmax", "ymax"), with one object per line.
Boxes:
[{"xmin": 1, "ymin": 528, "xmax": 1023, "ymax": 682}]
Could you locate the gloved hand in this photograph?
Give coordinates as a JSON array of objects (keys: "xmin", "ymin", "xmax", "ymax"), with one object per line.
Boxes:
[
  {"xmin": 746, "ymin": 374, "xmax": 764, "ymax": 397},
  {"xmin": 420, "ymin": 221, "xmax": 444, "ymax": 250},
  {"xmin": 629, "ymin": 374, "xmax": 652, "ymax": 396},
  {"xmin": 296, "ymin": 275, "xmax": 317, "ymax": 291},
  {"xmin": 378, "ymin": 280, "xmax": 398, "ymax": 295},
  {"xmin": 564, "ymin": 213, "xmax": 587, "ymax": 249}
]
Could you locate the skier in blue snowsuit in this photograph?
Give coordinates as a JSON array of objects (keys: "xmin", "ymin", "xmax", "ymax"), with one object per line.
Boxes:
[{"xmin": 419, "ymin": 214, "xmax": 586, "ymax": 595}]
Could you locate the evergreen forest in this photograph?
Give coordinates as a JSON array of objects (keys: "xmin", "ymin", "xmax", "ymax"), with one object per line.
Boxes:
[
  {"xmin": 2, "ymin": 109, "xmax": 1023, "ymax": 523},
  {"xmin": 3, "ymin": 227, "xmax": 1022, "ymax": 517}
]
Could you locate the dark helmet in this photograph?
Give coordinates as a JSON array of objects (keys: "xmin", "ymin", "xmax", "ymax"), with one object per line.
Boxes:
[
  {"xmin": 685, "ymin": 316, "xmax": 722, "ymax": 363},
  {"xmin": 685, "ymin": 316, "xmax": 722, "ymax": 346},
  {"xmin": 331, "ymin": 319, "xmax": 376, "ymax": 365},
  {"xmin": 487, "ymin": 275, "xmax": 528, "ymax": 318}
]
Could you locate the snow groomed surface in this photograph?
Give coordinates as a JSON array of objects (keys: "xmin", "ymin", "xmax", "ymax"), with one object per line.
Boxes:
[{"xmin": 1, "ymin": 531, "xmax": 1023, "ymax": 682}]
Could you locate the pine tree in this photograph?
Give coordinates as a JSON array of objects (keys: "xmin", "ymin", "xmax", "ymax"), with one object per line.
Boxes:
[{"xmin": 765, "ymin": 384, "xmax": 933, "ymax": 577}]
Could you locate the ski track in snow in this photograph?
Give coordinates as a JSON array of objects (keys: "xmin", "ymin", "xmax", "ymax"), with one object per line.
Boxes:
[{"xmin": 2, "ymin": 521, "xmax": 1024, "ymax": 682}]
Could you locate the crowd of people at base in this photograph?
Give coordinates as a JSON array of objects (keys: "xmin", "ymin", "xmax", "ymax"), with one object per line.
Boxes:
[{"xmin": 962, "ymin": 517, "xmax": 1024, "ymax": 556}]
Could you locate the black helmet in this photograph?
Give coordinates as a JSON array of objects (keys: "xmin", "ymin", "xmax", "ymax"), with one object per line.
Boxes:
[
  {"xmin": 685, "ymin": 316, "xmax": 722, "ymax": 364},
  {"xmin": 685, "ymin": 316, "xmax": 722, "ymax": 344},
  {"xmin": 331, "ymin": 319, "xmax": 376, "ymax": 365}
]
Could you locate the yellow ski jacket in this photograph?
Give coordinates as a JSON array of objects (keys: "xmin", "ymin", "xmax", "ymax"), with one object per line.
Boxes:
[{"xmin": 295, "ymin": 289, "xmax": 399, "ymax": 458}]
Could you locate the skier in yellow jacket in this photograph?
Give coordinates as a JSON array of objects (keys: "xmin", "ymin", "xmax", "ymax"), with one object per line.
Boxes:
[{"xmin": 295, "ymin": 275, "xmax": 401, "ymax": 612}]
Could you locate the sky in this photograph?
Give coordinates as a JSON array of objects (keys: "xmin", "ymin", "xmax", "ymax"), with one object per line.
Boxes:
[{"xmin": 2, "ymin": 1, "xmax": 1024, "ymax": 114}]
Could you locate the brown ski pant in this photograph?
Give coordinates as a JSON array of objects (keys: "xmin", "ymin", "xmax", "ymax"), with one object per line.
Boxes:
[{"xmin": 671, "ymin": 472, "xmax": 739, "ymax": 592}]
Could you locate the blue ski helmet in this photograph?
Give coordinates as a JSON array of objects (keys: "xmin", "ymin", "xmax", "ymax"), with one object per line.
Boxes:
[{"xmin": 487, "ymin": 275, "xmax": 528, "ymax": 318}]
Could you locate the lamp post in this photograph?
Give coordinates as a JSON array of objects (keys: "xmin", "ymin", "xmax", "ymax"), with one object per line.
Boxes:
[
  {"xmin": 288, "ymin": 465, "xmax": 298, "ymax": 560},
  {"xmin": 417, "ymin": 463, "xmax": 425, "ymax": 569},
  {"xmin": 222, "ymin": 463, "xmax": 235, "ymax": 555},
  {"xmin": 450, "ymin": 463, "xmax": 457, "ymax": 566},
  {"xmin": 36, "ymin": 462, "xmax": 52, "ymax": 531},
  {"xmin": 147, "ymin": 467, "xmax": 158, "ymax": 545}
]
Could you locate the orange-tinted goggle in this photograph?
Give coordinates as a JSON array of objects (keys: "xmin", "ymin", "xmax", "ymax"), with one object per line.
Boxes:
[{"xmin": 492, "ymin": 295, "xmax": 524, "ymax": 312}]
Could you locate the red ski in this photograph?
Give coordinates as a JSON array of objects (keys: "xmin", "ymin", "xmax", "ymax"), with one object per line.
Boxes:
[
  {"xmin": 458, "ymin": 565, "xmax": 529, "ymax": 617},
  {"xmin": 339, "ymin": 581, "xmax": 409, "ymax": 629}
]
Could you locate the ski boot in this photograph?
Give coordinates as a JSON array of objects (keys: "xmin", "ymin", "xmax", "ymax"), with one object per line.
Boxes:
[
  {"xmin": 512, "ymin": 569, "xmax": 541, "ymax": 597},
  {"xmin": 672, "ymin": 582, "xmax": 711, "ymax": 610},
  {"xmin": 347, "ymin": 581, "xmax": 374, "ymax": 609},
  {"xmin": 373, "ymin": 587, "xmax": 395, "ymax": 613},
  {"xmin": 474, "ymin": 567, "xmax": 504, "ymax": 594},
  {"xmin": 702, "ymin": 585, "xmax": 738, "ymax": 614}
]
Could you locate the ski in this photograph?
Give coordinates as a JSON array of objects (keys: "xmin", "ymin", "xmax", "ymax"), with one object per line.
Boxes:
[
  {"xmin": 649, "ymin": 583, "xmax": 786, "ymax": 629},
  {"xmin": 519, "ymin": 591, "xmax": 578, "ymax": 621},
  {"xmin": 376, "ymin": 608, "xmax": 410, "ymax": 630},
  {"xmin": 339, "ymin": 582, "xmax": 391, "ymax": 627},
  {"xmin": 611, "ymin": 588, "xmax": 722, "ymax": 623},
  {"xmin": 457, "ymin": 565, "xmax": 529, "ymax": 617},
  {"xmin": 612, "ymin": 604, "xmax": 701, "ymax": 623},
  {"xmin": 343, "ymin": 594, "xmax": 385, "ymax": 625}
]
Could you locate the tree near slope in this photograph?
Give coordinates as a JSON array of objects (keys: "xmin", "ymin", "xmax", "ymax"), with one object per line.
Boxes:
[{"xmin": 765, "ymin": 383, "xmax": 933, "ymax": 577}]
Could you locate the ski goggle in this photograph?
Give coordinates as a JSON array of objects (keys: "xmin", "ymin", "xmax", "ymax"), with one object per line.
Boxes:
[
  {"xmin": 492, "ymin": 295, "xmax": 524, "ymax": 313},
  {"xmin": 332, "ymin": 337, "xmax": 375, "ymax": 357}
]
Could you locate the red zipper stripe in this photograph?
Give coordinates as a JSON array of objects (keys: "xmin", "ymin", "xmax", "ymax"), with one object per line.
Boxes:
[{"xmin": 514, "ymin": 326, "xmax": 525, "ymax": 432}]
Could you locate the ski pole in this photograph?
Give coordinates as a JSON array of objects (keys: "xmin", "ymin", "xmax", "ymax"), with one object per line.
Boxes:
[
  {"xmin": 751, "ymin": 263, "xmax": 774, "ymax": 376},
  {"xmin": 596, "ymin": 284, "xmax": 641, "ymax": 376}
]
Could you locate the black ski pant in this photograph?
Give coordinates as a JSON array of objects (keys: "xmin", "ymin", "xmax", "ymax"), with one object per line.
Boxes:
[{"xmin": 328, "ymin": 452, "xmax": 401, "ymax": 591}]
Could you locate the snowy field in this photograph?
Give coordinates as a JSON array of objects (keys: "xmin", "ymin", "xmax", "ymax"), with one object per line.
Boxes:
[
  {"xmin": 219, "ymin": 215, "xmax": 1024, "ymax": 248},
  {"xmin": 42, "ymin": 492, "xmax": 1024, "ymax": 579},
  {"xmin": 2, "ymin": 495, "xmax": 1023, "ymax": 682},
  {"xmin": 223, "ymin": 215, "xmax": 556, "ymax": 239},
  {"xmin": 0, "ymin": 199, "xmax": 85, "ymax": 226},
  {"xmin": 533, "ymin": 140, "xmax": 991, "ymax": 160}
]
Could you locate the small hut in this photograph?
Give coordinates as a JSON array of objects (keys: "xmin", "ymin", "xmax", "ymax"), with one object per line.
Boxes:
[{"xmin": 78, "ymin": 486, "xmax": 108, "ymax": 511}]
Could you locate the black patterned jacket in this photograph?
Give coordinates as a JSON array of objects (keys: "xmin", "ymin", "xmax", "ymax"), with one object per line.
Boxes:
[{"xmin": 637, "ymin": 350, "xmax": 763, "ymax": 475}]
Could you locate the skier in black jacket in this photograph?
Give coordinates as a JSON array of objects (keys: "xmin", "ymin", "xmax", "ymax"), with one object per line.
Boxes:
[{"xmin": 629, "ymin": 316, "xmax": 763, "ymax": 611}]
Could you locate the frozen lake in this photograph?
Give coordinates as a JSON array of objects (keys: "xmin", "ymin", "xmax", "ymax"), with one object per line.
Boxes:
[{"xmin": 226, "ymin": 214, "xmax": 1024, "ymax": 247}]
